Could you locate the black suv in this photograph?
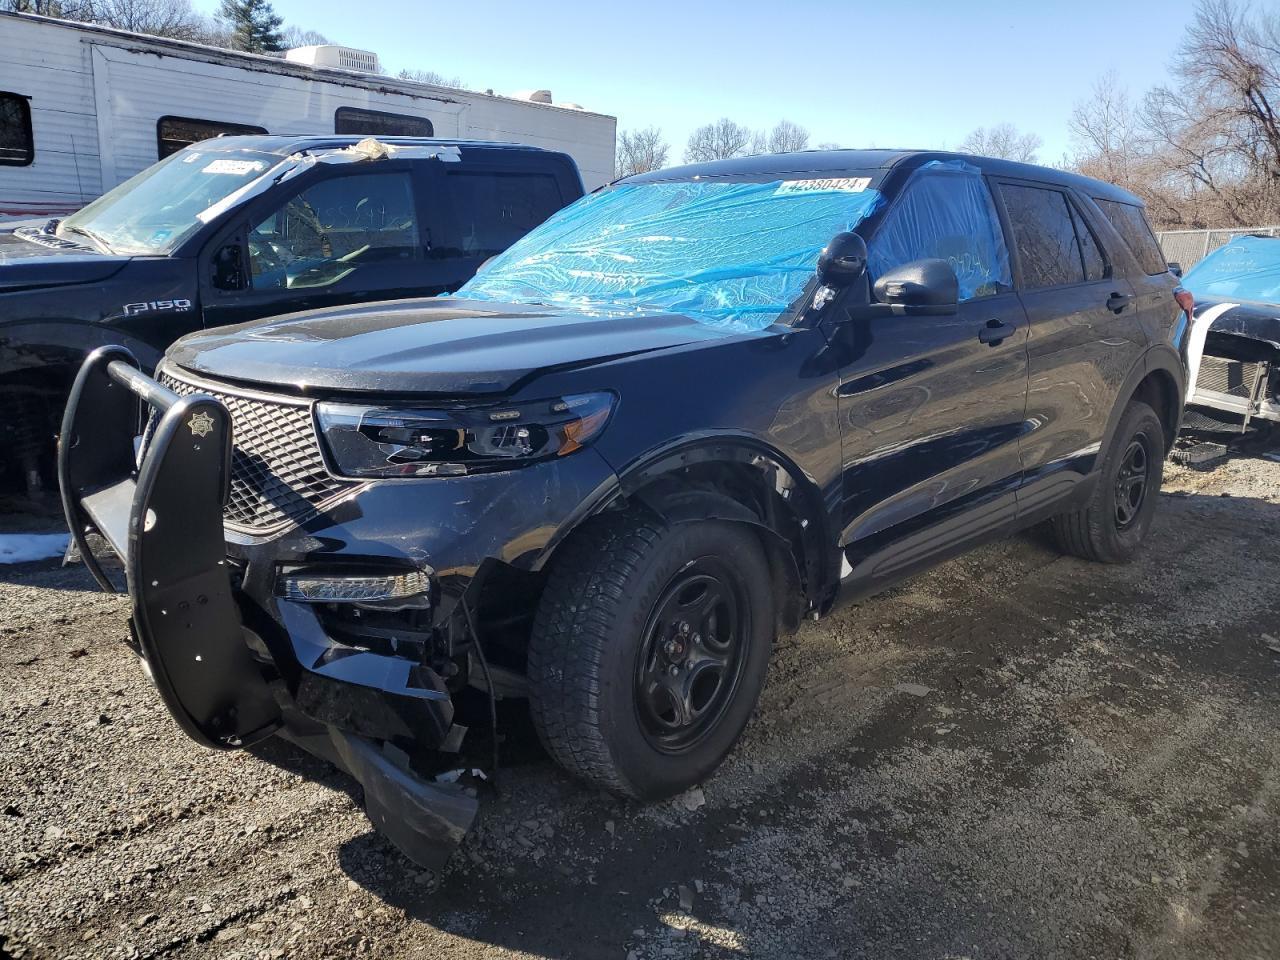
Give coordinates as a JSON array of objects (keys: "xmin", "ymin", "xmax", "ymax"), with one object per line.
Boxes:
[
  {"xmin": 1, "ymin": 135, "xmax": 583, "ymax": 493},
  {"xmin": 61, "ymin": 149, "xmax": 1187, "ymax": 868}
]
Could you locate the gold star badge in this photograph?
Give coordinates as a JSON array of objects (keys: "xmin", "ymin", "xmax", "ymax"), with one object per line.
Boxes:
[{"xmin": 188, "ymin": 411, "xmax": 215, "ymax": 438}]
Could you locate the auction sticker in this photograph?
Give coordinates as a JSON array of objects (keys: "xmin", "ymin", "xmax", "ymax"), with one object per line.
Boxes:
[
  {"xmin": 775, "ymin": 177, "xmax": 871, "ymax": 194},
  {"xmin": 202, "ymin": 158, "xmax": 267, "ymax": 176}
]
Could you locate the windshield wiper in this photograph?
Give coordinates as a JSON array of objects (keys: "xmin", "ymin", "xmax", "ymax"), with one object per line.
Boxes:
[{"xmin": 61, "ymin": 224, "xmax": 113, "ymax": 254}]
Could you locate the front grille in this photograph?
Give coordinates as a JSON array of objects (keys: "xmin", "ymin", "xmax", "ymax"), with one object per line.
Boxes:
[
  {"xmin": 1198, "ymin": 355, "xmax": 1265, "ymax": 399},
  {"xmin": 158, "ymin": 368, "xmax": 357, "ymax": 534}
]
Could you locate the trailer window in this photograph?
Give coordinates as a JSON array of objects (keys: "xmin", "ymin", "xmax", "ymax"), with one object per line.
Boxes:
[
  {"xmin": 433, "ymin": 171, "xmax": 564, "ymax": 258},
  {"xmin": 157, "ymin": 116, "xmax": 268, "ymax": 159},
  {"xmin": 334, "ymin": 107, "xmax": 433, "ymax": 138},
  {"xmin": 0, "ymin": 92, "xmax": 34, "ymax": 167}
]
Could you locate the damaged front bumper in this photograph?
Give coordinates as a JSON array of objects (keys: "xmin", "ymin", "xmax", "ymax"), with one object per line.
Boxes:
[{"xmin": 57, "ymin": 346, "xmax": 478, "ymax": 869}]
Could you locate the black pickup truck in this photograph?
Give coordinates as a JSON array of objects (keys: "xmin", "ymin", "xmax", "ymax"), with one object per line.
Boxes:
[{"xmin": 0, "ymin": 135, "xmax": 583, "ymax": 494}]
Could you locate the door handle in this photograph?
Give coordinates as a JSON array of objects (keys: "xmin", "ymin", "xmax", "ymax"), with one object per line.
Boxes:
[
  {"xmin": 1106, "ymin": 292, "xmax": 1132, "ymax": 313},
  {"xmin": 978, "ymin": 318, "xmax": 1017, "ymax": 345}
]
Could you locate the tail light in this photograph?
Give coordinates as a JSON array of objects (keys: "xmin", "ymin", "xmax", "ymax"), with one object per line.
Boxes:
[{"xmin": 1174, "ymin": 287, "xmax": 1195, "ymax": 319}]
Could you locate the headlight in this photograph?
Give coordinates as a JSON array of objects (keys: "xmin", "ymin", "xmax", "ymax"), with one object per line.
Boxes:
[{"xmin": 315, "ymin": 392, "xmax": 615, "ymax": 478}]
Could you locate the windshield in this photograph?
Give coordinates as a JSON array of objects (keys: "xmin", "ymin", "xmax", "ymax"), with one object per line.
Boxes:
[
  {"xmin": 1183, "ymin": 235, "xmax": 1280, "ymax": 304},
  {"xmin": 455, "ymin": 176, "xmax": 884, "ymax": 330},
  {"xmin": 58, "ymin": 147, "xmax": 281, "ymax": 255}
]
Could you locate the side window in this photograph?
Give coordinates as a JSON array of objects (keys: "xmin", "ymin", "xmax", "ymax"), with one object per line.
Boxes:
[
  {"xmin": 0, "ymin": 91, "xmax": 34, "ymax": 167},
  {"xmin": 335, "ymin": 107, "xmax": 433, "ymax": 137},
  {"xmin": 867, "ymin": 165, "xmax": 1011, "ymax": 301},
  {"xmin": 1095, "ymin": 198, "xmax": 1168, "ymax": 275},
  {"xmin": 432, "ymin": 171, "xmax": 564, "ymax": 259},
  {"xmin": 158, "ymin": 116, "xmax": 268, "ymax": 159},
  {"xmin": 247, "ymin": 171, "xmax": 419, "ymax": 291},
  {"xmin": 1069, "ymin": 204, "xmax": 1108, "ymax": 281},
  {"xmin": 1001, "ymin": 185, "xmax": 1086, "ymax": 289}
]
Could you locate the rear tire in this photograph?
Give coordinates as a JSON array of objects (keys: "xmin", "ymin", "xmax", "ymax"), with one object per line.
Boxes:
[
  {"xmin": 527, "ymin": 512, "xmax": 774, "ymax": 799},
  {"xmin": 1050, "ymin": 400, "xmax": 1164, "ymax": 563}
]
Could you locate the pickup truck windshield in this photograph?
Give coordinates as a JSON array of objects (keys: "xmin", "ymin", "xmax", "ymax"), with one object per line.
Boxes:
[
  {"xmin": 1183, "ymin": 235, "xmax": 1280, "ymax": 304},
  {"xmin": 455, "ymin": 177, "xmax": 884, "ymax": 330},
  {"xmin": 57, "ymin": 148, "xmax": 280, "ymax": 256}
]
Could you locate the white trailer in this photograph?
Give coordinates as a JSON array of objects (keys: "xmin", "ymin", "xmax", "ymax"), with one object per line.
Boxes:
[{"xmin": 0, "ymin": 12, "xmax": 616, "ymax": 219}]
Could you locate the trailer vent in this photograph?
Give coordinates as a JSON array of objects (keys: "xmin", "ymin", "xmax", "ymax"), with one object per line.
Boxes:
[{"xmin": 285, "ymin": 45, "xmax": 381, "ymax": 75}]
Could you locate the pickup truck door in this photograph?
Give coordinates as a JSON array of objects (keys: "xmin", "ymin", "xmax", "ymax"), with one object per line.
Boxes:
[{"xmin": 197, "ymin": 161, "xmax": 461, "ymax": 329}]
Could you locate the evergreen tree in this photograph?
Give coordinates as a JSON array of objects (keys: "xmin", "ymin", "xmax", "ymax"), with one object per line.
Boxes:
[{"xmin": 218, "ymin": 0, "xmax": 284, "ymax": 53}]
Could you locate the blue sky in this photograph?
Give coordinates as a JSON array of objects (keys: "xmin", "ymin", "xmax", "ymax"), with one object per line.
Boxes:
[{"xmin": 195, "ymin": 0, "xmax": 1194, "ymax": 165}]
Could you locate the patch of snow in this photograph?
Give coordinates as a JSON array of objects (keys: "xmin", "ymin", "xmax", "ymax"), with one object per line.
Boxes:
[{"xmin": 0, "ymin": 533, "xmax": 71, "ymax": 564}]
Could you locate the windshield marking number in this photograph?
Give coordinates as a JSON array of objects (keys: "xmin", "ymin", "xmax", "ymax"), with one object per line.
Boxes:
[
  {"xmin": 123, "ymin": 299, "xmax": 193, "ymax": 316},
  {"xmin": 775, "ymin": 177, "xmax": 871, "ymax": 195}
]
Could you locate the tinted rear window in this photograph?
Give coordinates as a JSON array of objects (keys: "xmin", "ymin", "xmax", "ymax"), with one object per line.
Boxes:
[
  {"xmin": 433, "ymin": 171, "xmax": 564, "ymax": 258},
  {"xmin": 1095, "ymin": 199, "xmax": 1167, "ymax": 275},
  {"xmin": 1002, "ymin": 184, "xmax": 1086, "ymax": 288}
]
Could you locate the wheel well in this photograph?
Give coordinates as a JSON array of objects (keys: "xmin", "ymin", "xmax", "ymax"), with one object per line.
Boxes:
[
  {"xmin": 1131, "ymin": 369, "xmax": 1180, "ymax": 451},
  {"xmin": 619, "ymin": 459, "xmax": 826, "ymax": 634}
]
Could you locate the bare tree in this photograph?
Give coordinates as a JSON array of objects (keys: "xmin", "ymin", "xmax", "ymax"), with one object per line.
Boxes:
[
  {"xmin": 281, "ymin": 24, "xmax": 328, "ymax": 47},
  {"xmin": 684, "ymin": 118, "xmax": 754, "ymax": 163},
  {"xmin": 615, "ymin": 126, "xmax": 669, "ymax": 178},
  {"xmin": 86, "ymin": 0, "xmax": 206, "ymax": 39},
  {"xmin": 1069, "ymin": 70, "xmax": 1141, "ymax": 185},
  {"xmin": 397, "ymin": 67, "xmax": 464, "ymax": 89},
  {"xmin": 764, "ymin": 119, "xmax": 810, "ymax": 153},
  {"xmin": 958, "ymin": 123, "xmax": 1043, "ymax": 162}
]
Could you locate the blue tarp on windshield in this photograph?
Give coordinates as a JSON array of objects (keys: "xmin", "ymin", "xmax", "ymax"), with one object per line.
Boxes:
[
  {"xmin": 1183, "ymin": 235, "xmax": 1280, "ymax": 304},
  {"xmin": 455, "ymin": 178, "xmax": 884, "ymax": 330}
]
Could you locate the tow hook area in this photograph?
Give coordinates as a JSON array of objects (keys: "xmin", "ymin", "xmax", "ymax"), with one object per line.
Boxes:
[{"xmin": 57, "ymin": 346, "xmax": 478, "ymax": 870}]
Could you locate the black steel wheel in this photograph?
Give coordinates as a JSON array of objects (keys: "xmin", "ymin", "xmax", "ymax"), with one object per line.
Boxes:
[
  {"xmin": 528, "ymin": 513, "xmax": 775, "ymax": 800},
  {"xmin": 633, "ymin": 559, "xmax": 750, "ymax": 754},
  {"xmin": 1050, "ymin": 399, "xmax": 1165, "ymax": 563}
]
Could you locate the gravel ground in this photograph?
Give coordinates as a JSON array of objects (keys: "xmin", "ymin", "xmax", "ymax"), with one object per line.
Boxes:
[{"xmin": 2, "ymin": 446, "xmax": 1279, "ymax": 960}]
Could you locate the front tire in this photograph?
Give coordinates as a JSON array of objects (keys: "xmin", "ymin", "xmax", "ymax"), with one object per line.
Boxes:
[
  {"xmin": 1049, "ymin": 400, "xmax": 1165, "ymax": 563},
  {"xmin": 527, "ymin": 512, "xmax": 774, "ymax": 799}
]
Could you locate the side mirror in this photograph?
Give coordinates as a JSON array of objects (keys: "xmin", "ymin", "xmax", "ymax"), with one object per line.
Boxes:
[
  {"xmin": 873, "ymin": 258, "xmax": 959, "ymax": 316},
  {"xmin": 1168, "ymin": 261, "xmax": 1183, "ymax": 278},
  {"xmin": 211, "ymin": 243, "xmax": 247, "ymax": 292},
  {"xmin": 816, "ymin": 232, "xmax": 867, "ymax": 287}
]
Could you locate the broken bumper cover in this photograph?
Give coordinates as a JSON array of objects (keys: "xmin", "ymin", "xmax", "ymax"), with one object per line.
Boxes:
[{"xmin": 57, "ymin": 346, "xmax": 477, "ymax": 870}]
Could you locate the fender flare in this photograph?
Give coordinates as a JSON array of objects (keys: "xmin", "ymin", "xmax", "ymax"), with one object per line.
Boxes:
[
  {"xmin": 0, "ymin": 321, "xmax": 165, "ymax": 385},
  {"xmin": 540, "ymin": 436, "xmax": 837, "ymax": 626},
  {"xmin": 1099, "ymin": 343, "xmax": 1187, "ymax": 456}
]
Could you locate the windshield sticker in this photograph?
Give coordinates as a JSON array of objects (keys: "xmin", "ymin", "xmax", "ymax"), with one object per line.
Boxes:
[
  {"xmin": 775, "ymin": 177, "xmax": 871, "ymax": 195},
  {"xmin": 202, "ymin": 158, "xmax": 267, "ymax": 176}
]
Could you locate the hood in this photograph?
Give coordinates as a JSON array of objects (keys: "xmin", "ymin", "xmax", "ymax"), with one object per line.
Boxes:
[
  {"xmin": 0, "ymin": 227, "xmax": 133, "ymax": 292},
  {"xmin": 167, "ymin": 298, "xmax": 749, "ymax": 395},
  {"xmin": 1194, "ymin": 296, "xmax": 1280, "ymax": 350}
]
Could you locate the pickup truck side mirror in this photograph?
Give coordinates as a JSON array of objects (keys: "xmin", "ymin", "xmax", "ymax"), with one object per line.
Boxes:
[
  {"xmin": 873, "ymin": 258, "xmax": 959, "ymax": 316},
  {"xmin": 211, "ymin": 243, "xmax": 247, "ymax": 292}
]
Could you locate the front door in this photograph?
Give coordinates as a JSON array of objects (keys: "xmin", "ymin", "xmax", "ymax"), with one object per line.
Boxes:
[
  {"xmin": 198, "ymin": 163, "xmax": 457, "ymax": 329},
  {"xmin": 835, "ymin": 162, "xmax": 1030, "ymax": 596}
]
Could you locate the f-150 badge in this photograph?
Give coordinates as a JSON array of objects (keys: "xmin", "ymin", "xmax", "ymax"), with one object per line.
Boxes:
[{"xmin": 188, "ymin": 411, "xmax": 215, "ymax": 438}]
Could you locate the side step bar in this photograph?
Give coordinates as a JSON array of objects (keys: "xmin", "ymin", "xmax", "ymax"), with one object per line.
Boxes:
[{"xmin": 58, "ymin": 346, "xmax": 282, "ymax": 748}]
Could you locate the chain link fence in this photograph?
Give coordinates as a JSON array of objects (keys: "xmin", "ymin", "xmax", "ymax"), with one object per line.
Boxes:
[{"xmin": 1156, "ymin": 226, "xmax": 1280, "ymax": 270}]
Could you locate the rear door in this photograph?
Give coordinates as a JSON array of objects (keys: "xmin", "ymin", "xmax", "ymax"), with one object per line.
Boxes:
[
  {"xmin": 991, "ymin": 179, "xmax": 1148, "ymax": 518},
  {"xmin": 836, "ymin": 162, "xmax": 1029, "ymax": 593},
  {"xmin": 425, "ymin": 155, "xmax": 577, "ymax": 285}
]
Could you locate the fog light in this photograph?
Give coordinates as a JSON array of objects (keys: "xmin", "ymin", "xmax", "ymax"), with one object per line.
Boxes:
[{"xmin": 276, "ymin": 568, "xmax": 431, "ymax": 605}]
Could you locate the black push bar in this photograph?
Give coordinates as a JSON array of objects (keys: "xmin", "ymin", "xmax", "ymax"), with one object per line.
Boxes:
[{"xmin": 58, "ymin": 346, "xmax": 282, "ymax": 748}]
